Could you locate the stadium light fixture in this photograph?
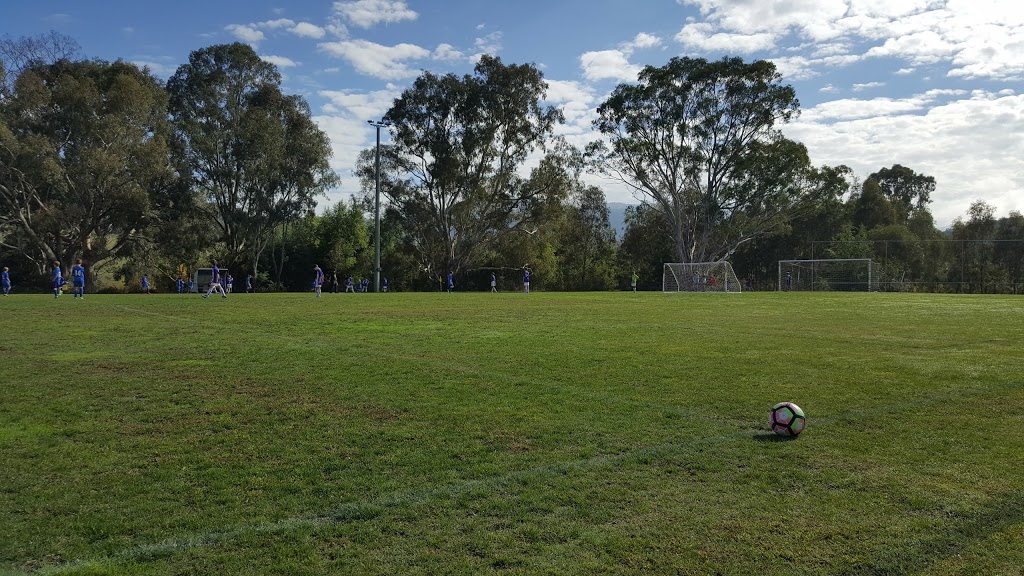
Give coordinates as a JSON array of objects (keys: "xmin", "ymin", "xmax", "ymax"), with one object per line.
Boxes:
[{"xmin": 367, "ymin": 119, "xmax": 392, "ymax": 293}]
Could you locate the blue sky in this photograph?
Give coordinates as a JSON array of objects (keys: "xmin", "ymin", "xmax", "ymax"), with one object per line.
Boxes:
[{"xmin": 5, "ymin": 0, "xmax": 1023, "ymax": 227}]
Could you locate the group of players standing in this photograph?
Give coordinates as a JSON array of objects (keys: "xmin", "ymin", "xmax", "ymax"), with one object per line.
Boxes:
[{"xmin": 1, "ymin": 260, "xmax": 89, "ymax": 299}]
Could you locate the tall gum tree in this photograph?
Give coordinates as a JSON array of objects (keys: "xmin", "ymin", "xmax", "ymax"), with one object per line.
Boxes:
[
  {"xmin": 590, "ymin": 56, "xmax": 848, "ymax": 263},
  {"xmin": 0, "ymin": 58, "xmax": 171, "ymax": 284},
  {"xmin": 365, "ymin": 55, "xmax": 567, "ymax": 276},
  {"xmin": 167, "ymin": 43, "xmax": 337, "ymax": 276}
]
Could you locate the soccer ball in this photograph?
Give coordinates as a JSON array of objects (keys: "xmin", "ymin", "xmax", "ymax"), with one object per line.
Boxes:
[{"xmin": 769, "ymin": 402, "xmax": 806, "ymax": 436}]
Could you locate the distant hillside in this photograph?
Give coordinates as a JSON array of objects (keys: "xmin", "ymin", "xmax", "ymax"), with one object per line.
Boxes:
[{"xmin": 607, "ymin": 202, "xmax": 635, "ymax": 239}]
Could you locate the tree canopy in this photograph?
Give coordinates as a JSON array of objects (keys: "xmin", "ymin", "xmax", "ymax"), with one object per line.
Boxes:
[
  {"xmin": 361, "ymin": 55, "xmax": 567, "ymax": 276},
  {"xmin": 0, "ymin": 58, "xmax": 170, "ymax": 281},
  {"xmin": 591, "ymin": 56, "xmax": 849, "ymax": 263},
  {"xmin": 167, "ymin": 42, "xmax": 337, "ymax": 275}
]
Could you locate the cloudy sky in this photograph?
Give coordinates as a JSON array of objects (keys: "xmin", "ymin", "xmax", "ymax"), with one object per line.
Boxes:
[{"xmin": 6, "ymin": 0, "xmax": 1023, "ymax": 227}]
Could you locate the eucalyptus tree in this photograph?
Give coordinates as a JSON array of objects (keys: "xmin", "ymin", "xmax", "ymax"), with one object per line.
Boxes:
[
  {"xmin": 591, "ymin": 56, "xmax": 847, "ymax": 263},
  {"xmin": 167, "ymin": 43, "xmax": 337, "ymax": 275},
  {"xmin": 360, "ymin": 55, "xmax": 567, "ymax": 276},
  {"xmin": 0, "ymin": 58, "xmax": 171, "ymax": 282}
]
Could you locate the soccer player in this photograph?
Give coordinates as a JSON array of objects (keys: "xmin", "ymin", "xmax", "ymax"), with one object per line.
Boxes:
[
  {"xmin": 631, "ymin": 271, "xmax": 639, "ymax": 293},
  {"xmin": 225, "ymin": 274, "xmax": 234, "ymax": 294},
  {"xmin": 71, "ymin": 259, "xmax": 86, "ymax": 299},
  {"xmin": 345, "ymin": 276, "xmax": 355, "ymax": 293},
  {"xmin": 523, "ymin": 268, "xmax": 531, "ymax": 294},
  {"xmin": 490, "ymin": 272, "xmax": 497, "ymax": 293},
  {"xmin": 447, "ymin": 271, "xmax": 454, "ymax": 293},
  {"xmin": 331, "ymin": 271, "xmax": 339, "ymax": 293},
  {"xmin": 51, "ymin": 261, "xmax": 63, "ymax": 299},
  {"xmin": 785, "ymin": 271, "xmax": 793, "ymax": 291},
  {"xmin": 361, "ymin": 277, "xmax": 369, "ymax": 293},
  {"xmin": 313, "ymin": 265, "xmax": 324, "ymax": 298},
  {"xmin": 204, "ymin": 261, "xmax": 227, "ymax": 298},
  {"xmin": 141, "ymin": 274, "xmax": 150, "ymax": 294},
  {"xmin": 382, "ymin": 276, "xmax": 389, "ymax": 293},
  {"xmin": 188, "ymin": 277, "xmax": 194, "ymax": 294},
  {"xmin": 2, "ymin": 266, "xmax": 11, "ymax": 296},
  {"xmin": 246, "ymin": 274, "xmax": 252, "ymax": 293},
  {"xmin": 176, "ymin": 276, "xmax": 185, "ymax": 294}
]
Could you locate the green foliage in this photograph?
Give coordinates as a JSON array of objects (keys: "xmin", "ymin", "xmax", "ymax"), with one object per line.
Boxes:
[
  {"xmin": 591, "ymin": 56, "xmax": 847, "ymax": 264},
  {"xmin": 366, "ymin": 55, "xmax": 566, "ymax": 276},
  {"xmin": 0, "ymin": 56, "xmax": 171, "ymax": 286},
  {"xmin": 551, "ymin": 186, "xmax": 619, "ymax": 290},
  {"xmin": 167, "ymin": 43, "xmax": 338, "ymax": 276},
  {"xmin": 618, "ymin": 204, "xmax": 674, "ymax": 290}
]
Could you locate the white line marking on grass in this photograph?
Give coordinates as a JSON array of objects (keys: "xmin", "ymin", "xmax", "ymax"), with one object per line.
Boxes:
[{"xmin": 28, "ymin": 379, "xmax": 1020, "ymax": 575}]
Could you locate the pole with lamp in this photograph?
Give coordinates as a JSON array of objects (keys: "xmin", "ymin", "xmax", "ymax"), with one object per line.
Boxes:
[{"xmin": 367, "ymin": 119, "xmax": 392, "ymax": 293}]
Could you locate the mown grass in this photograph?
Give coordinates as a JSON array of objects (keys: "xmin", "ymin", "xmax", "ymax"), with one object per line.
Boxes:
[{"xmin": 0, "ymin": 291, "xmax": 1022, "ymax": 575}]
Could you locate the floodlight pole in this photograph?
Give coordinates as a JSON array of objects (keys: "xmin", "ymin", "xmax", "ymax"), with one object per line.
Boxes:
[{"xmin": 368, "ymin": 119, "xmax": 391, "ymax": 293}]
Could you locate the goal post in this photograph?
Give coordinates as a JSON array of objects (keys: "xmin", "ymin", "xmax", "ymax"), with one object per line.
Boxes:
[
  {"xmin": 663, "ymin": 261, "xmax": 742, "ymax": 293},
  {"xmin": 777, "ymin": 259, "xmax": 877, "ymax": 292}
]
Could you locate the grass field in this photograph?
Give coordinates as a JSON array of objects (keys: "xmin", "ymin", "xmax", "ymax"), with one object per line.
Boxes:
[{"xmin": 1, "ymin": 291, "xmax": 1022, "ymax": 575}]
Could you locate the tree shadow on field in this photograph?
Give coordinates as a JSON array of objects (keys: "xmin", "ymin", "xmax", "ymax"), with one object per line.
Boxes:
[
  {"xmin": 838, "ymin": 490, "xmax": 1024, "ymax": 575},
  {"xmin": 751, "ymin": 432, "xmax": 801, "ymax": 442}
]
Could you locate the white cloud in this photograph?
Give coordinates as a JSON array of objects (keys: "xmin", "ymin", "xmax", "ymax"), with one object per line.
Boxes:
[
  {"xmin": 432, "ymin": 43, "xmax": 465, "ymax": 61},
  {"xmin": 258, "ymin": 18, "xmax": 296, "ymax": 30},
  {"xmin": 580, "ymin": 50, "xmax": 641, "ymax": 82},
  {"xmin": 676, "ymin": 22, "xmax": 776, "ymax": 52},
  {"xmin": 819, "ymin": 83, "xmax": 840, "ymax": 93},
  {"xmin": 784, "ymin": 90, "xmax": 1024, "ymax": 226},
  {"xmin": 262, "ymin": 55, "xmax": 300, "ymax": 68},
  {"xmin": 674, "ymin": 0, "xmax": 1024, "ymax": 82},
  {"xmin": 290, "ymin": 22, "xmax": 327, "ymax": 39},
  {"xmin": 852, "ymin": 81, "xmax": 885, "ymax": 91},
  {"xmin": 626, "ymin": 32, "xmax": 663, "ymax": 51},
  {"xmin": 319, "ymin": 87, "xmax": 401, "ymax": 122},
  {"xmin": 333, "ymin": 0, "xmax": 418, "ymax": 28},
  {"xmin": 473, "ymin": 32, "xmax": 503, "ymax": 59},
  {"xmin": 319, "ymin": 39, "xmax": 429, "ymax": 80},
  {"xmin": 225, "ymin": 24, "xmax": 265, "ymax": 44}
]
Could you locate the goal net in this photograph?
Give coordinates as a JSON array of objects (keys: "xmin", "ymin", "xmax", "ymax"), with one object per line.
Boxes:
[
  {"xmin": 663, "ymin": 262, "xmax": 742, "ymax": 293},
  {"xmin": 777, "ymin": 259, "xmax": 877, "ymax": 291}
]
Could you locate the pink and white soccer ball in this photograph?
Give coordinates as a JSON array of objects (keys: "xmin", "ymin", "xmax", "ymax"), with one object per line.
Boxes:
[{"xmin": 769, "ymin": 402, "xmax": 806, "ymax": 436}]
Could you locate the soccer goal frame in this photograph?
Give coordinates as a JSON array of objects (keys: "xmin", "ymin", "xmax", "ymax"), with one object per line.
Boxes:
[
  {"xmin": 777, "ymin": 259, "xmax": 877, "ymax": 292},
  {"xmin": 663, "ymin": 261, "xmax": 742, "ymax": 293}
]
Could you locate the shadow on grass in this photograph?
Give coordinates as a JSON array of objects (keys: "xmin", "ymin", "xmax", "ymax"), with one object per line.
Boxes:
[
  {"xmin": 751, "ymin": 432, "xmax": 802, "ymax": 442},
  {"xmin": 841, "ymin": 489, "xmax": 1024, "ymax": 575}
]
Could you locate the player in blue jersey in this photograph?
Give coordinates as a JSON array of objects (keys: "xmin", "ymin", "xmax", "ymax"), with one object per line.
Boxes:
[
  {"xmin": 246, "ymin": 274, "xmax": 252, "ymax": 293},
  {"xmin": 204, "ymin": 261, "xmax": 227, "ymax": 298},
  {"xmin": 71, "ymin": 259, "xmax": 86, "ymax": 298},
  {"xmin": 361, "ymin": 277, "xmax": 369, "ymax": 293},
  {"xmin": 225, "ymin": 274, "xmax": 234, "ymax": 294},
  {"xmin": 313, "ymin": 265, "xmax": 324, "ymax": 298},
  {"xmin": 523, "ymin": 268, "xmax": 531, "ymax": 294},
  {"xmin": 447, "ymin": 271, "xmax": 454, "ymax": 293},
  {"xmin": 176, "ymin": 276, "xmax": 184, "ymax": 294},
  {"xmin": 490, "ymin": 272, "xmax": 497, "ymax": 292},
  {"xmin": 2, "ymin": 266, "xmax": 11, "ymax": 296},
  {"xmin": 141, "ymin": 274, "xmax": 150, "ymax": 294},
  {"xmin": 382, "ymin": 276, "xmax": 389, "ymax": 293},
  {"xmin": 187, "ymin": 277, "xmax": 194, "ymax": 293},
  {"xmin": 345, "ymin": 276, "xmax": 354, "ymax": 293},
  {"xmin": 51, "ymin": 261, "xmax": 63, "ymax": 298}
]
